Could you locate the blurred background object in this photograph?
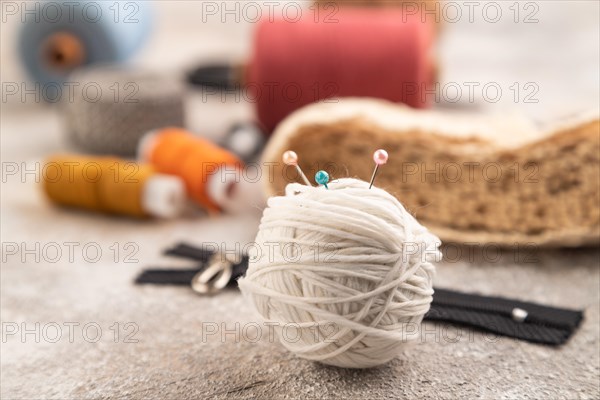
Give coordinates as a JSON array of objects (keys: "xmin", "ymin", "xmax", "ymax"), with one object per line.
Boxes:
[
  {"xmin": 63, "ymin": 66, "xmax": 185, "ymax": 156},
  {"xmin": 4, "ymin": 1, "xmax": 599, "ymax": 132},
  {"xmin": 17, "ymin": 0, "xmax": 152, "ymax": 101},
  {"xmin": 312, "ymin": 0, "xmax": 445, "ymax": 36},
  {"xmin": 220, "ymin": 122, "xmax": 267, "ymax": 163},
  {"xmin": 245, "ymin": 8, "xmax": 435, "ymax": 131},
  {"xmin": 42, "ymin": 154, "xmax": 186, "ymax": 218},
  {"xmin": 262, "ymin": 98, "xmax": 600, "ymax": 247},
  {"xmin": 139, "ymin": 127, "xmax": 255, "ymax": 213},
  {"xmin": 188, "ymin": 7, "xmax": 436, "ymax": 132},
  {"xmin": 314, "ymin": 0, "xmax": 438, "ymax": 6}
]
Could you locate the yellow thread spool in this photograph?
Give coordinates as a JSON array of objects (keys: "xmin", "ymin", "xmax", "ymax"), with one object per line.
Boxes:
[{"xmin": 42, "ymin": 155, "xmax": 185, "ymax": 218}]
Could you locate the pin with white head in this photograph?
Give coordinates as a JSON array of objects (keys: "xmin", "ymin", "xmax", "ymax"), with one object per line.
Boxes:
[
  {"xmin": 283, "ymin": 150, "xmax": 312, "ymax": 186},
  {"xmin": 369, "ymin": 149, "xmax": 388, "ymax": 189}
]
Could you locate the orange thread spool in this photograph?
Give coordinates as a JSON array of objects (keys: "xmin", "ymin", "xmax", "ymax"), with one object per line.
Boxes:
[{"xmin": 141, "ymin": 128, "xmax": 244, "ymax": 212}]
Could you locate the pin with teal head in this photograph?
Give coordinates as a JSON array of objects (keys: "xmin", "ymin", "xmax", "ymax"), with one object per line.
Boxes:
[
  {"xmin": 369, "ymin": 149, "xmax": 388, "ymax": 189},
  {"xmin": 315, "ymin": 170, "xmax": 330, "ymax": 189}
]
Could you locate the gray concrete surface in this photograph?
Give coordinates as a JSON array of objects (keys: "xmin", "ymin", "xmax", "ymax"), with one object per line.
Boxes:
[{"xmin": 1, "ymin": 222, "xmax": 599, "ymax": 398}]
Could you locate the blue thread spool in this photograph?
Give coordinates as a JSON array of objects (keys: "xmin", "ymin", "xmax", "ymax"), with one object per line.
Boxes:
[
  {"xmin": 18, "ymin": 0, "xmax": 152, "ymax": 101},
  {"xmin": 315, "ymin": 170, "xmax": 330, "ymax": 189}
]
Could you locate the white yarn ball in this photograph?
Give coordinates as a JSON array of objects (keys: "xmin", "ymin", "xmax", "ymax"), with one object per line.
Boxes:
[{"xmin": 238, "ymin": 178, "xmax": 441, "ymax": 368}]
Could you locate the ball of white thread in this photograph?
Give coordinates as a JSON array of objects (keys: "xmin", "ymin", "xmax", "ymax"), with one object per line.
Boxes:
[{"xmin": 238, "ymin": 178, "xmax": 441, "ymax": 368}]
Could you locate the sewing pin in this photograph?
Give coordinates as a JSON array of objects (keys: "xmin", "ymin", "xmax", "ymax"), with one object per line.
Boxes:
[
  {"xmin": 283, "ymin": 150, "xmax": 312, "ymax": 186},
  {"xmin": 369, "ymin": 149, "xmax": 388, "ymax": 189},
  {"xmin": 315, "ymin": 170, "xmax": 330, "ymax": 189}
]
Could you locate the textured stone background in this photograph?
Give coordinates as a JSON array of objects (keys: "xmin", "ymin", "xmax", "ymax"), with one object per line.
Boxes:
[{"xmin": 1, "ymin": 1, "xmax": 599, "ymax": 399}]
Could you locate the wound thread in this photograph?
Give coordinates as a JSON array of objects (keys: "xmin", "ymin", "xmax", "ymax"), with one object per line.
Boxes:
[
  {"xmin": 42, "ymin": 155, "xmax": 184, "ymax": 218},
  {"xmin": 140, "ymin": 128, "xmax": 244, "ymax": 212},
  {"xmin": 239, "ymin": 178, "xmax": 441, "ymax": 368},
  {"xmin": 247, "ymin": 9, "xmax": 435, "ymax": 131}
]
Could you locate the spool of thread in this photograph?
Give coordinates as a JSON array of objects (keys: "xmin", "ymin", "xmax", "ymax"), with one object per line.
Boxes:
[
  {"xmin": 42, "ymin": 155, "xmax": 185, "ymax": 218},
  {"xmin": 18, "ymin": 0, "xmax": 152, "ymax": 101},
  {"xmin": 138, "ymin": 128, "xmax": 244, "ymax": 212},
  {"xmin": 63, "ymin": 66, "xmax": 185, "ymax": 156},
  {"xmin": 246, "ymin": 9, "xmax": 435, "ymax": 131},
  {"xmin": 239, "ymin": 178, "xmax": 441, "ymax": 368}
]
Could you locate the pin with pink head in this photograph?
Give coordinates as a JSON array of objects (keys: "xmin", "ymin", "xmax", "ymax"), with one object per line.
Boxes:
[
  {"xmin": 369, "ymin": 149, "xmax": 388, "ymax": 189},
  {"xmin": 283, "ymin": 150, "xmax": 312, "ymax": 186}
]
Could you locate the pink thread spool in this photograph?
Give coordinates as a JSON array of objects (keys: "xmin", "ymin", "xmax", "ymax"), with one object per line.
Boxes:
[{"xmin": 247, "ymin": 8, "xmax": 435, "ymax": 132}]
